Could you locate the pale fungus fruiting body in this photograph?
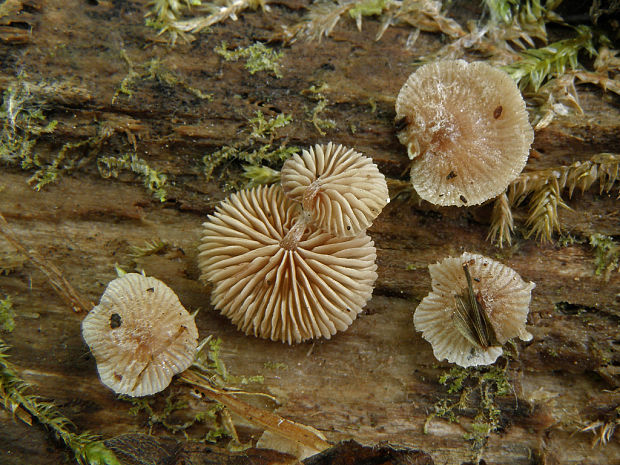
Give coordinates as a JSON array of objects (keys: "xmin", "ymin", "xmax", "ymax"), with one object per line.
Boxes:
[
  {"xmin": 82, "ymin": 273, "xmax": 198, "ymax": 397},
  {"xmin": 413, "ymin": 252, "xmax": 535, "ymax": 367},
  {"xmin": 198, "ymin": 184, "xmax": 378, "ymax": 344},
  {"xmin": 395, "ymin": 60, "xmax": 534, "ymax": 206},
  {"xmin": 281, "ymin": 142, "xmax": 389, "ymax": 237}
]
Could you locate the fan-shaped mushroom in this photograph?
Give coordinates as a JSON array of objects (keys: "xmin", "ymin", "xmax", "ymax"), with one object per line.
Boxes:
[
  {"xmin": 413, "ymin": 252, "xmax": 535, "ymax": 367},
  {"xmin": 82, "ymin": 273, "xmax": 198, "ymax": 397},
  {"xmin": 281, "ymin": 142, "xmax": 389, "ymax": 237},
  {"xmin": 198, "ymin": 184, "xmax": 377, "ymax": 344},
  {"xmin": 395, "ymin": 60, "xmax": 533, "ymax": 206}
]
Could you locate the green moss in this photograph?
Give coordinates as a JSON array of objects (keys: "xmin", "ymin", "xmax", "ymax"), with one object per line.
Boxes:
[
  {"xmin": 128, "ymin": 239, "xmax": 169, "ymax": 260},
  {"xmin": 0, "ymin": 340, "xmax": 121, "ymax": 465},
  {"xmin": 427, "ymin": 364, "xmax": 514, "ymax": 459},
  {"xmin": 263, "ymin": 361, "xmax": 287, "ymax": 370},
  {"xmin": 97, "ymin": 153, "xmax": 168, "ymax": 202},
  {"xmin": 589, "ymin": 234, "xmax": 619, "ymax": 281},
  {"xmin": 348, "ymin": 0, "xmax": 387, "ymax": 21},
  {"xmin": 303, "ymin": 83, "xmax": 336, "ymax": 136},
  {"xmin": 0, "ymin": 295, "xmax": 15, "ymax": 332},
  {"xmin": 113, "ymin": 52, "xmax": 212, "ymax": 103},
  {"xmin": 215, "ymin": 42, "xmax": 283, "ymax": 78},
  {"xmin": 202, "ymin": 110, "xmax": 297, "ymax": 190},
  {"xmin": 502, "ymin": 25, "xmax": 596, "ymax": 91}
]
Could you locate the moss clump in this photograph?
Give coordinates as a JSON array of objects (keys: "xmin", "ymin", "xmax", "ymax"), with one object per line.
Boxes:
[
  {"xmin": 425, "ymin": 364, "xmax": 514, "ymax": 461},
  {"xmin": 97, "ymin": 153, "xmax": 168, "ymax": 202},
  {"xmin": 202, "ymin": 110, "xmax": 297, "ymax": 190},
  {"xmin": 589, "ymin": 234, "xmax": 619, "ymax": 281},
  {"xmin": 215, "ymin": 42, "xmax": 283, "ymax": 78},
  {"xmin": 0, "ymin": 296, "xmax": 15, "ymax": 332}
]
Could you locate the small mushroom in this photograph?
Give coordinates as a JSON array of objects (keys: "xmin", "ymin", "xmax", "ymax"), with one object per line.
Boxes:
[
  {"xmin": 413, "ymin": 252, "xmax": 535, "ymax": 367},
  {"xmin": 395, "ymin": 60, "xmax": 534, "ymax": 206},
  {"xmin": 281, "ymin": 142, "xmax": 389, "ymax": 237},
  {"xmin": 82, "ymin": 273, "xmax": 198, "ymax": 397},
  {"xmin": 198, "ymin": 184, "xmax": 377, "ymax": 344}
]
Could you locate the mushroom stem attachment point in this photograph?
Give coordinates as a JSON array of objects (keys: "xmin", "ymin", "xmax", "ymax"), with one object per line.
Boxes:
[{"xmin": 279, "ymin": 211, "xmax": 312, "ymax": 251}]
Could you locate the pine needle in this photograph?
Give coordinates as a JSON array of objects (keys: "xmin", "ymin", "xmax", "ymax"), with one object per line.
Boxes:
[
  {"xmin": 0, "ymin": 214, "xmax": 92, "ymax": 313},
  {"xmin": 0, "ymin": 340, "xmax": 121, "ymax": 465}
]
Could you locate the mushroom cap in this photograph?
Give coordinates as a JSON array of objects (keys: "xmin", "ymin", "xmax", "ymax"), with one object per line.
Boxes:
[
  {"xmin": 413, "ymin": 252, "xmax": 535, "ymax": 367},
  {"xmin": 198, "ymin": 184, "xmax": 378, "ymax": 344},
  {"xmin": 281, "ymin": 142, "xmax": 389, "ymax": 237},
  {"xmin": 395, "ymin": 60, "xmax": 534, "ymax": 206},
  {"xmin": 82, "ymin": 273, "xmax": 198, "ymax": 397}
]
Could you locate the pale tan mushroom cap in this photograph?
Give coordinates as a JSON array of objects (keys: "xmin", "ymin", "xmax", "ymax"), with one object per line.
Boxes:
[
  {"xmin": 395, "ymin": 60, "xmax": 534, "ymax": 206},
  {"xmin": 281, "ymin": 142, "xmax": 389, "ymax": 237},
  {"xmin": 413, "ymin": 252, "xmax": 535, "ymax": 367},
  {"xmin": 198, "ymin": 185, "xmax": 378, "ymax": 344},
  {"xmin": 82, "ymin": 273, "xmax": 198, "ymax": 397}
]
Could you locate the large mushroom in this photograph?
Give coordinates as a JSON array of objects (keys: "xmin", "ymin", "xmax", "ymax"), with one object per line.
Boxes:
[
  {"xmin": 82, "ymin": 273, "xmax": 198, "ymax": 397},
  {"xmin": 413, "ymin": 252, "xmax": 535, "ymax": 367},
  {"xmin": 281, "ymin": 142, "xmax": 389, "ymax": 237},
  {"xmin": 198, "ymin": 184, "xmax": 378, "ymax": 344},
  {"xmin": 395, "ymin": 60, "xmax": 534, "ymax": 206}
]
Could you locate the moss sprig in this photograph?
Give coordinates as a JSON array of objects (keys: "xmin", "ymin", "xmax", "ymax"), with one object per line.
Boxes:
[
  {"xmin": 145, "ymin": 0, "xmax": 202, "ymax": 44},
  {"xmin": 171, "ymin": 0, "xmax": 271, "ymax": 38},
  {"xmin": 502, "ymin": 25, "xmax": 597, "ymax": 92},
  {"xmin": 277, "ymin": 0, "xmax": 463, "ymax": 43},
  {"xmin": 489, "ymin": 153, "xmax": 619, "ymax": 245},
  {"xmin": 97, "ymin": 153, "xmax": 168, "ymax": 202},
  {"xmin": 202, "ymin": 110, "xmax": 297, "ymax": 190},
  {"xmin": 0, "ymin": 340, "xmax": 121, "ymax": 465},
  {"xmin": 215, "ymin": 41, "xmax": 283, "ymax": 78}
]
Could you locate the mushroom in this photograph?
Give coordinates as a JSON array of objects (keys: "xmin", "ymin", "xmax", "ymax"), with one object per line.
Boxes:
[
  {"xmin": 413, "ymin": 252, "xmax": 535, "ymax": 367},
  {"xmin": 198, "ymin": 184, "xmax": 378, "ymax": 344},
  {"xmin": 281, "ymin": 142, "xmax": 389, "ymax": 237},
  {"xmin": 82, "ymin": 273, "xmax": 198, "ymax": 397},
  {"xmin": 395, "ymin": 60, "xmax": 534, "ymax": 206}
]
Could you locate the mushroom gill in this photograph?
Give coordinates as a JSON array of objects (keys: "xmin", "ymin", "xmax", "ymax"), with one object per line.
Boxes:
[
  {"xmin": 281, "ymin": 142, "xmax": 389, "ymax": 237},
  {"xmin": 395, "ymin": 60, "xmax": 534, "ymax": 206},
  {"xmin": 413, "ymin": 252, "xmax": 535, "ymax": 367},
  {"xmin": 82, "ymin": 273, "xmax": 198, "ymax": 397},
  {"xmin": 198, "ymin": 184, "xmax": 378, "ymax": 344}
]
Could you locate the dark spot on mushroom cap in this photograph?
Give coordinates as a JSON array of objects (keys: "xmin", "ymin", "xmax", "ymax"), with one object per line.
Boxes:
[
  {"xmin": 395, "ymin": 117, "xmax": 408, "ymax": 132},
  {"xmin": 446, "ymin": 170, "xmax": 457, "ymax": 180},
  {"xmin": 114, "ymin": 372, "xmax": 123, "ymax": 381},
  {"xmin": 347, "ymin": 226, "xmax": 351, "ymax": 230},
  {"xmin": 110, "ymin": 313, "xmax": 122, "ymax": 329},
  {"xmin": 493, "ymin": 105, "xmax": 503, "ymax": 119},
  {"xmin": 146, "ymin": 287, "xmax": 154, "ymax": 293},
  {"xmin": 460, "ymin": 195, "xmax": 468, "ymax": 204}
]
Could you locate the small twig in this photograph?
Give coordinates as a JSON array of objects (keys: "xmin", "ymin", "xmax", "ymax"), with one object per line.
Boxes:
[
  {"xmin": 0, "ymin": 214, "xmax": 92, "ymax": 312},
  {"xmin": 181, "ymin": 369, "xmax": 330, "ymax": 453}
]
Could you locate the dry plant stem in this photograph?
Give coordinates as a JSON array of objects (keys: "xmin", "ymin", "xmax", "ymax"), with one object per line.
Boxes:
[
  {"xmin": 181, "ymin": 370, "xmax": 331, "ymax": 452},
  {"xmin": 0, "ymin": 213, "xmax": 92, "ymax": 313}
]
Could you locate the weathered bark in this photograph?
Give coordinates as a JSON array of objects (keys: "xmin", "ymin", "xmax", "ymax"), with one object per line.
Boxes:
[{"xmin": 0, "ymin": 1, "xmax": 618, "ymax": 465}]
